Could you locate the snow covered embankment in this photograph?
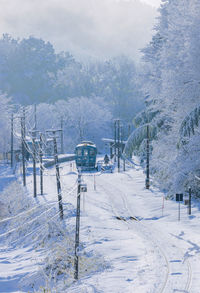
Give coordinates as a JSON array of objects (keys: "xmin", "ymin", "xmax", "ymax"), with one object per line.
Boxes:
[{"xmin": 0, "ymin": 164, "xmax": 106, "ymax": 293}]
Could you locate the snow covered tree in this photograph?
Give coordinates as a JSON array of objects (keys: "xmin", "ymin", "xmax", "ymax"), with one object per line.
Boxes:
[
  {"xmin": 60, "ymin": 97, "xmax": 112, "ymax": 150},
  {"xmin": 24, "ymin": 98, "xmax": 112, "ymax": 152},
  {"xmin": 0, "ymin": 35, "xmax": 68, "ymax": 105},
  {"xmin": 131, "ymin": 0, "xmax": 200, "ymax": 194}
]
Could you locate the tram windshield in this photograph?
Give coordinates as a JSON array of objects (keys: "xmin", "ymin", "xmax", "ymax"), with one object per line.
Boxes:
[{"xmin": 83, "ymin": 149, "xmax": 88, "ymax": 156}]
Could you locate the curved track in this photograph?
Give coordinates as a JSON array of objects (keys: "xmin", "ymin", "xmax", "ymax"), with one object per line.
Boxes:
[{"xmin": 86, "ymin": 174, "xmax": 193, "ymax": 293}]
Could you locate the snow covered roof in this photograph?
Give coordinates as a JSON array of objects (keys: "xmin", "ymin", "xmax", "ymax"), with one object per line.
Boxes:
[{"xmin": 76, "ymin": 141, "xmax": 96, "ymax": 148}]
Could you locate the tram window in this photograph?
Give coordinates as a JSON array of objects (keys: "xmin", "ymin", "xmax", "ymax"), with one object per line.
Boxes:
[
  {"xmin": 83, "ymin": 149, "xmax": 88, "ymax": 156},
  {"xmin": 90, "ymin": 149, "xmax": 95, "ymax": 156},
  {"xmin": 77, "ymin": 149, "xmax": 82, "ymax": 156}
]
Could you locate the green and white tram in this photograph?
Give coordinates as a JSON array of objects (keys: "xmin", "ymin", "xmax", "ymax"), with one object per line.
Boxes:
[{"xmin": 75, "ymin": 141, "xmax": 97, "ymax": 170}]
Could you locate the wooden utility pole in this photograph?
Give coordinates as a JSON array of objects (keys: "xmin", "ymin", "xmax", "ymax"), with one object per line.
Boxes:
[
  {"xmin": 61, "ymin": 117, "xmax": 64, "ymax": 154},
  {"xmin": 32, "ymin": 135, "xmax": 37, "ymax": 197},
  {"xmin": 117, "ymin": 119, "xmax": 120, "ymax": 172},
  {"xmin": 123, "ymin": 158, "xmax": 125, "ymax": 172},
  {"xmin": 21, "ymin": 116, "xmax": 26, "ymax": 186},
  {"xmin": 23, "ymin": 107, "xmax": 26, "ymax": 137},
  {"xmin": 74, "ymin": 170, "xmax": 81, "ymax": 280},
  {"xmin": 34, "ymin": 104, "xmax": 37, "ymax": 130},
  {"xmin": 146, "ymin": 124, "xmax": 150, "ymax": 189},
  {"xmin": 110, "ymin": 145, "xmax": 113, "ymax": 162},
  {"xmin": 39, "ymin": 133, "xmax": 43, "ymax": 195},
  {"xmin": 11, "ymin": 114, "xmax": 14, "ymax": 168},
  {"xmin": 31, "ymin": 130, "xmax": 39, "ymax": 198},
  {"xmin": 114, "ymin": 120, "xmax": 117, "ymax": 162},
  {"xmin": 128, "ymin": 123, "xmax": 131, "ymax": 138},
  {"xmin": 52, "ymin": 131, "xmax": 64, "ymax": 220}
]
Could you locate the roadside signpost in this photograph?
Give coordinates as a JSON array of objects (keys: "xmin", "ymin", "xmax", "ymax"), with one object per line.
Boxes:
[
  {"xmin": 176, "ymin": 193, "xmax": 183, "ymax": 221},
  {"xmin": 188, "ymin": 187, "xmax": 192, "ymax": 215}
]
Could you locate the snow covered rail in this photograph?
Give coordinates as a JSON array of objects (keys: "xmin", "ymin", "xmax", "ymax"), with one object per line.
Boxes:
[{"xmin": 96, "ymin": 176, "xmax": 193, "ymax": 293}]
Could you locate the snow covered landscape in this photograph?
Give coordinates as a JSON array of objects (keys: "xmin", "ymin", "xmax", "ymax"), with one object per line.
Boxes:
[
  {"xmin": 0, "ymin": 157, "xmax": 200, "ymax": 292},
  {"xmin": 0, "ymin": 0, "xmax": 200, "ymax": 292}
]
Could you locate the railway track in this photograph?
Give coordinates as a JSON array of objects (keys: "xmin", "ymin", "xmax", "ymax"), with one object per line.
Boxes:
[{"xmin": 87, "ymin": 174, "xmax": 193, "ymax": 293}]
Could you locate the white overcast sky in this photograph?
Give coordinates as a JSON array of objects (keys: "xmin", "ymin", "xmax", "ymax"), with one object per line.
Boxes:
[{"xmin": 0, "ymin": 0, "xmax": 161, "ymax": 61}]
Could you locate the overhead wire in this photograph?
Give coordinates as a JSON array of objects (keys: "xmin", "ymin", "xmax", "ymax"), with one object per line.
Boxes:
[
  {"xmin": 12, "ymin": 104, "xmax": 73, "ymax": 177},
  {"xmin": 5, "ymin": 106, "xmax": 78, "ymax": 245},
  {"xmin": 9, "ymin": 208, "xmax": 62, "ymax": 246},
  {"xmin": 0, "ymin": 203, "xmax": 60, "ymax": 239},
  {"xmin": 8, "ymin": 183, "xmax": 76, "ymax": 246},
  {"xmin": 0, "ymin": 177, "xmax": 77, "ymax": 226}
]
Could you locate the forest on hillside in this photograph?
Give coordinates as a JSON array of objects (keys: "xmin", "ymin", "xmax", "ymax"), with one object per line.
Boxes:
[{"xmin": 0, "ymin": 34, "xmax": 144, "ymax": 152}]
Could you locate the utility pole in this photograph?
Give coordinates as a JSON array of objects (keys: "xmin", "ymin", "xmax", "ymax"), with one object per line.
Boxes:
[
  {"xmin": 21, "ymin": 116, "xmax": 26, "ymax": 186},
  {"xmin": 123, "ymin": 157, "xmax": 125, "ymax": 172},
  {"xmin": 51, "ymin": 131, "xmax": 64, "ymax": 220},
  {"xmin": 120, "ymin": 124, "xmax": 124, "ymax": 152},
  {"xmin": 128, "ymin": 123, "xmax": 131, "ymax": 138},
  {"xmin": 11, "ymin": 114, "xmax": 14, "ymax": 168},
  {"xmin": 110, "ymin": 144, "xmax": 113, "ymax": 161},
  {"xmin": 46, "ymin": 129, "xmax": 63, "ymax": 219},
  {"xmin": 32, "ymin": 134, "xmax": 37, "ymax": 197},
  {"xmin": 117, "ymin": 119, "xmax": 120, "ymax": 173},
  {"xmin": 61, "ymin": 117, "xmax": 64, "ymax": 154},
  {"xmin": 114, "ymin": 120, "xmax": 117, "ymax": 162},
  {"xmin": 39, "ymin": 133, "xmax": 43, "ymax": 195},
  {"xmin": 146, "ymin": 124, "xmax": 150, "ymax": 189},
  {"xmin": 119, "ymin": 124, "xmax": 125, "ymax": 171},
  {"xmin": 74, "ymin": 170, "xmax": 81, "ymax": 280},
  {"xmin": 34, "ymin": 104, "xmax": 37, "ymax": 131},
  {"xmin": 188, "ymin": 187, "xmax": 192, "ymax": 215},
  {"xmin": 23, "ymin": 107, "xmax": 26, "ymax": 137}
]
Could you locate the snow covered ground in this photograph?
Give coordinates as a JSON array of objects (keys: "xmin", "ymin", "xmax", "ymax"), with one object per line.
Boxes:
[{"xmin": 0, "ymin": 158, "xmax": 200, "ymax": 292}]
